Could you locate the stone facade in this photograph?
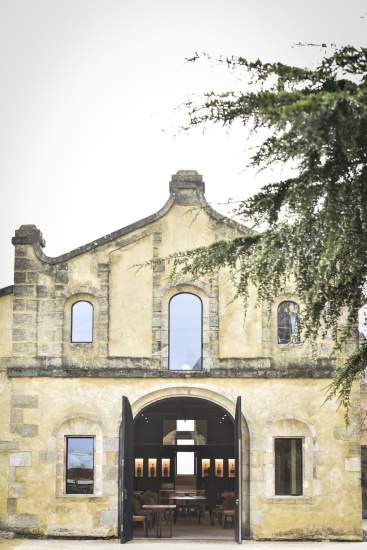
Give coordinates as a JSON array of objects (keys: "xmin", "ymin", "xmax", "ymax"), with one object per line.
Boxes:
[{"xmin": 0, "ymin": 170, "xmax": 362, "ymax": 540}]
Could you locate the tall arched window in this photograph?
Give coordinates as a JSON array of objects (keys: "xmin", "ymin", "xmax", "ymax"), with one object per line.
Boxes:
[
  {"xmin": 71, "ymin": 301, "xmax": 93, "ymax": 343},
  {"xmin": 277, "ymin": 301, "xmax": 300, "ymax": 344},
  {"xmin": 169, "ymin": 293, "xmax": 202, "ymax": 371}
]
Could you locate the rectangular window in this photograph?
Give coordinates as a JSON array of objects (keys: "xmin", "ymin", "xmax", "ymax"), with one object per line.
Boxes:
[
  {"xmin": 176, "ymin": 452, "xmax": 195, "ymax": 475},
  {"xmin": 66, "ymin": 436, "xmax": 94, "ymax": 494},
  {"xmin": 274, "ymin": 438, "xmax": 303, "ymax": 496},
  {"xmin": 176, "ymin": 419, "xmax": 195, "ymax": 432}
]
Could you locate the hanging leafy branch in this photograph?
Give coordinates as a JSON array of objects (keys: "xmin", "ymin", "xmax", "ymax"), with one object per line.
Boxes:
[{"xmin": 174, "ymin": 46, "xmax": 367, "ymax": 416}]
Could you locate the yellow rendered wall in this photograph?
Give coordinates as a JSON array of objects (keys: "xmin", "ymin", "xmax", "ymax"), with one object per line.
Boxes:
[
  {"xmin": 109, "ymin": 234, "xmax": 153, "ymax": 356},
  {"xmin": 2, "ymin": 201, "xmax": 336, "ymax": 365},
  {"xmin": 156, "ymin": 204, "xmax": 263, "ymax": 358},
  {"xmin": 2, "ymin": 376, "xmax": 361, "ymax": 540},
  {"xmin": 218, "ymin": 274, "xmax": 262, "ymax": 358},
  {"xmin": 159, "ymin": 203, "xmax": 215, "ymax": 257}
]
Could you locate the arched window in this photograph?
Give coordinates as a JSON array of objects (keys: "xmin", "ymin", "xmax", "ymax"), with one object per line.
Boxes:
[
  {"xmin": 169, "ymin": 293, "xmax": 202, "ymax": 371},
  {"xmin": 277, "ymin": 301, "xmax": 300, "ymax": 344},
  {"xmin": 71, "ymin": 301, "xmax": 93, "ymax": 343}
]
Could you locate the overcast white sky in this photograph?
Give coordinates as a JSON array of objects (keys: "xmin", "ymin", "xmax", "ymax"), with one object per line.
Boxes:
[{"xmin": 0, "ymin": 0, "xmax": 366, "ymax": 288}]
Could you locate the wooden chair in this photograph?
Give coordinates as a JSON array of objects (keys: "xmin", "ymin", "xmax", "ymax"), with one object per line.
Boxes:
[
  {"xmin": 133, "ymin": 496, "xmax": 153, "ymax": 529},
  {"xmin": 223, "ymin": 509, "xmax": 235, "ymax": 529},
  {"xmin": 211, "ymin": 504, "xmax": 223, "ymax": 525},
  {"xmin": 133, "ymin": 515, "xmax": 148, "ymax": 537}
]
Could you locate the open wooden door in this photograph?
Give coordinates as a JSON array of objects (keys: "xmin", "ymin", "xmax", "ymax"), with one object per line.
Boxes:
[
  {"xmin": 234, "ymin": 396, "xmax": 242, "ymax": 544},
  {"xmin": 118, "ymin": 396, "xmax": 134, "ymax": 543}
]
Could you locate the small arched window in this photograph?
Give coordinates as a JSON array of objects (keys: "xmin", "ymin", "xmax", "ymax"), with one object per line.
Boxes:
[
  {"xmin": 169, "ymin": 293, "xmax": 202, "ymax": 371},
  {"xmin": 277, "ymin": 301, "xmax": 300, "ymax": 344},
  {"xmin": 71, "ymin": 301, "xmax": 93, "ymax": 343}
]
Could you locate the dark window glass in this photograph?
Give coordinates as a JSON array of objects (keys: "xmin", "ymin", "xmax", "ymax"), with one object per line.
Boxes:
[
  {"xmin": 277, "ymin": 301, "xmax": 300, "ymax": 344},
  {"xmin": 169, "ymin": 293, "xmax": 202, "ymax": 371},
  {"xmin": 275, "ymin": 438, "xmax": 303, "ymax": 495},
  {"xmin": 66, "ymin": 436, "xmax": 94, "ymax": 494},
  {"xmin": 71, "ymin": 301, "xmax": 93, "ymax": 343}
]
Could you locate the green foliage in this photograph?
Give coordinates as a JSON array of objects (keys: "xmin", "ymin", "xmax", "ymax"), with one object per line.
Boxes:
[
  {"xmin": 326, "ymin": 342, "xmax": 367, "ymax": 421},
  {"xmin": 177, "ymin": 46, "xmax": 367, "ymax": 415}
]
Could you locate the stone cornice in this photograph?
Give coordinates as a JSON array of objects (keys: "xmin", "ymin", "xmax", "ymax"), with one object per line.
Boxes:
[{"xmin": 7, "ymin": 363, "xmax": 334, "ymax": 378}]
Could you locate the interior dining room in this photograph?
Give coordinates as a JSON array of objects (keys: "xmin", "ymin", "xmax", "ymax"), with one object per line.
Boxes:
[{"xmin": 132, "ymin": 397, "xmax": 236, "ymax": 540}]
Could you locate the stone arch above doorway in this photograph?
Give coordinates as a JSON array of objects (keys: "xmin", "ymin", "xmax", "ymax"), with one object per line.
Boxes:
[
  {"xmin": 131, "ymin": 385, "xmax": 246, "ymax": 424},
  {"xmin": 128, "ymin": 385, "xmax": 251, "ymax": 538}
]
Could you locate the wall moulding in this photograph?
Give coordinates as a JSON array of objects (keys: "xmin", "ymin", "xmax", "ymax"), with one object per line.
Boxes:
[{"xmin": 7, "ymin": 363, "xmax": 335, "ymax": 378}]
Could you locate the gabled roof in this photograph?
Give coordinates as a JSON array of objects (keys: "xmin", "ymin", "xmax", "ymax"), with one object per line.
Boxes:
[{"xmin": 2, "ymin": 171, "xmax": 247, "ymax": 294}]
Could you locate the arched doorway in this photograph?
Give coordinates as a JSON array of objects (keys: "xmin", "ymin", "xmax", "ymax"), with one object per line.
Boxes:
[{"xmin": 118, "ymin": 392, "xmax": 250, "ymax": 543}]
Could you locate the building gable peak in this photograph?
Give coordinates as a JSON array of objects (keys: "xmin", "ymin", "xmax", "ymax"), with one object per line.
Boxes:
[
  {"xmin": 6, "ymin": 170, "xmax": 244, "ymax": 272},
  {"xmin": 169, "ymin": 170, "xmax": 205, "ymax": 206}
]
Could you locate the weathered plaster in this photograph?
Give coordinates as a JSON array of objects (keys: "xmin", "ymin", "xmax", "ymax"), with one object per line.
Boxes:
[
  {"xmin": 0, "ymin": 171, "xmax": 362, "ymax": 541},
  {"xmin": 0, "ymin": 377, "xmax": 362, "ymax": 539}
]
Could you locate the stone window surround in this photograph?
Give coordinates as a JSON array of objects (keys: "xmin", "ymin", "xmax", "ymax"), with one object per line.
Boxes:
[
  {"xmin": 157, "ymin": 280, "xmax": 217, "ymax": 371},
  {"xmin": 63, "ymin": 292, "xmax": 98, "ymax": 353},
  {"xmin": 55, "ymin": 415, "xmax": 103, "ymax": 498},
  {"xmin": 264, "ymin": 417, "xmax": 315, "ymax": 501},
  {"xmin": 273, "ymin": 295, "xmax": 303, "ymax": 349}
]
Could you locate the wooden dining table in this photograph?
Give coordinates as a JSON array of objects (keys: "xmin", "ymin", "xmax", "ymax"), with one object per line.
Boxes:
[
  {"xmin": 168, "ymin": 495, "xmax": 207, "ymax": 524},
  {"xmin": 169, "ymin": 495, "xmax": 207, "ymax": 503},
  {"xmin": 142, "ymin": 504, "xmax": 176, "ymax": 538}
]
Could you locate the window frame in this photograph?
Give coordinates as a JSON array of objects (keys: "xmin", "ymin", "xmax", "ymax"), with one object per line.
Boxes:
[
  {"xmin": 277, "ymin": 300, "xmax": 300, "ymax": 346},
  {"xmin": 274, "ymin": 436, "xmax": 304, "ymax": 497},
  {"xmin": 70, "ymin": 300, "xmax": 94, "ymax": 344},
  {"xmin": 168, "ymin": 292, "xmax": 203, "ymax": 371},
  {"xmin": 65, "ymin": 435, "xmax": 95, "ymax": 495}
]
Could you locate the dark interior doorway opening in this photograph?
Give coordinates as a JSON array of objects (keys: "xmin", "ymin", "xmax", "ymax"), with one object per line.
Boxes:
[{"xmin": 132, "ymin": 396, "xmax": 237, "ymax": 541}]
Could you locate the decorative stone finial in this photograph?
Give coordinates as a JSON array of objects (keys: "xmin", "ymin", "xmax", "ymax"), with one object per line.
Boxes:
[
  {"xmin": 12, "ymin": 225, "xmax": 46, "ymax": 248},
  {"xmin": 169, "ymin": 170, "xmax": 205, "ymax": 205}
]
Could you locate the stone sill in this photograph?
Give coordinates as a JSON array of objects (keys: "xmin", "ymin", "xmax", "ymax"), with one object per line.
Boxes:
[
  {"xmin": 56, "ymin": 494, "xmax": 104, "ymax": 500},
  {"xmin": 68, "ymin": 344, "xmax": 94, "ymax": 348},
  {"xmin": 278, "ymin": 343, "xmax": 304, "ymax": 350},
  {"xmin": 266, "ymin": 496, "xmax": 312, "ymax": 504}
]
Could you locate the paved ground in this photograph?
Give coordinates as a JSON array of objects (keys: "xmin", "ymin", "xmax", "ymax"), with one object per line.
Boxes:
[{"xmin": 2, "ymin": 540, "xmax": 367, "ymax": 550}]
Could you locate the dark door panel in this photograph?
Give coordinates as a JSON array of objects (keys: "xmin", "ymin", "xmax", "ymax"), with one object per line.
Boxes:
[
  {"xmin": 118, "ymin": 396, "xmax": 134, "ymax": 543},
  {"xmin": 235, "ymin": 396, "xmax": 242, "ymax": 544}
]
